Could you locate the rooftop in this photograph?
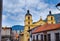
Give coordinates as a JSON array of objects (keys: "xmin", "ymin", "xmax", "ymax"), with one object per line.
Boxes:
[{"xmin": 32, "ymin": 23, "xmax": 60, "ymax": 34}]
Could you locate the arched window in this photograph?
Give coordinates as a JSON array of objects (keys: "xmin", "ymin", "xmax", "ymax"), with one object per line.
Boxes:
[
  {"xmin": 51, "ymin": 22, "xmax": 53, "ymax": 24},
  {"xmin": 28, "ymin": 16, "xmax": 30, "ymax": 20},
  {"xmin": 51, "ymin": 17, "xmax": 53, "ymax": 20},
  {"xmin": 28, "ymin": 22, "xmax": 30, "ymax": 24},
  {"xmin": 28, "ymin": 26, "xmax": 30, "ymax": 30}
]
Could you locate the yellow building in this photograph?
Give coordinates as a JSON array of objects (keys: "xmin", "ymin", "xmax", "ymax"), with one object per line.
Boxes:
[
  {"xmin": 24, "ymin": 10, "xmax": 33, "ymax": 41},
  {"xmin": 21, "ymin": 10, "xmax": 56, "ymax": 41}
]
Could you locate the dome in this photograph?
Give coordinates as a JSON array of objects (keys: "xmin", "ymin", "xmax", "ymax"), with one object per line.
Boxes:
[{"xmin": 25, "ymin": 10, "xmax": 32, "ymax": 16}]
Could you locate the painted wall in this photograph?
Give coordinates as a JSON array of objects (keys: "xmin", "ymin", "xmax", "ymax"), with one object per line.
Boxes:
[{"xmin": 31, "ymin": 30, "xmax": 60, "ymax": 41}]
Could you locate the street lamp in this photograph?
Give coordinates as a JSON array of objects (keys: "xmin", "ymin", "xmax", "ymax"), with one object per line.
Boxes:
[{"xmin": 56, "ymin": 3, "xmax": 60, "ymax": 10}]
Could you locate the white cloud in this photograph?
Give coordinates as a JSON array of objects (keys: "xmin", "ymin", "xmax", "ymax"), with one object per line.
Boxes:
[
  {"xmin": 3, "ymin": 0, "xmax": 49, "ymax": 13},
  {"xmin": 2, "ymin": 15, "xmax": 7, "ymax": 21},
  {"xmin": 37, "ymin": 2, "xmax": 48, "ymax": 10},
  {"xmin": 3, "ymin": 0, "xmax": 60, "ymax": 26}
]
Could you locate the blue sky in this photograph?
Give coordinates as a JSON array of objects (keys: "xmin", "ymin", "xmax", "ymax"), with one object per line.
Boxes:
[{"xmin": 2, "ymin": 0, "xmax": 60, "ymax": 27}]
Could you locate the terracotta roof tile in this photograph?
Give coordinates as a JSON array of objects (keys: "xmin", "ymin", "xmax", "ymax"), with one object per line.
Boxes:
[{"xmin": 32, "ymin": 24, "xmax": 60, "ymax": 34}]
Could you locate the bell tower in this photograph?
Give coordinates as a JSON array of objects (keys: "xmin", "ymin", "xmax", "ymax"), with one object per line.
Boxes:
[
  {"xmin": 47, "ymin": 11, "xmax": 56, "ymax": 24},
  {"xmin": 24, "ymin": 10, "xmax": 32, "ymax": 30},
  {"xmin": 24, "ymin": 10, "xmax": 32, "ymax": 41}
]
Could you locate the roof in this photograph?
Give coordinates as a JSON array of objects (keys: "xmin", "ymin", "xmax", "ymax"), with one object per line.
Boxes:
[
  {"xmin": 32, "ymin": 23, "xmax": 60, "ymax": 34},
  {"xmin": 26, "ymin": 13, "xmax": 32, "ymax": 16},
  {"xmin": 2, "ymin": 27, "xmax": 12, "ymax": 29}
]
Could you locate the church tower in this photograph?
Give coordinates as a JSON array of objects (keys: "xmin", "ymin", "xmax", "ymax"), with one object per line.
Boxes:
[
  {"xmin": 24, "ymin": 10, "xmax": 32, "ymax": 41},
  {"xmin": 47, "ymin": 11, "xmax": 56, "ymax": 24}
]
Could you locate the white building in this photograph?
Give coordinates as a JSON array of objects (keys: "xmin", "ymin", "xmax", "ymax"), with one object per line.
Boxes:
[
  {"xmin": 30, "ymin": 24, "xmax": 60, "ymax": 41},
  {"xmin": 1, "ymin": 27, "xmax": 12, "ymax": 41}
]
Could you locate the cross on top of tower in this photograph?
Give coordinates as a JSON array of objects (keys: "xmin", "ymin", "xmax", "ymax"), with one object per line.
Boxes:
[
  {"xmin": 25, "ymin": 10, "xmax": 32, "ymax": 16},
  {"xmin": 49, "ymin": 11, "xmax": 52, "ymax": 15},
  {"xmin": 48, "ymin": 11, "xmax": 53, "ymax": 16},
  {"xmin": 27, "ymin": 10, "xmax": 29, "ymax": 13}
]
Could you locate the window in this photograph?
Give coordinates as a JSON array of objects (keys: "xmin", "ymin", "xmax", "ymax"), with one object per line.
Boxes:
[
  {"xmin": 44, "ymin": 35, "xmax": 47, "ymax": 41},
  {"xmin": 55, "ymin": 33, "xmax": 60, "ymax": 41},
  {"xmin": 28, "ymin": 27, "xmax": 30, "ymax": 30},
  {"xmin": 28, "ymin": 39, "xmax": 30, "ymax": 41},
  {"xmin": 47, "ymin": 34, "xmax": 51, "ymax": 41},
  {"xmin": 51, "ymin": 22, "xmax": 53, "ymax": 24},
  {"xmin": 51, "ymin": 17, "xmax": 53, "ymax": 20},
  {"xmin": 28, "ymin": 22, "xmax": 30, "ymax": 24},
  {"xmin": 33, "ymin": 35, "xmax": 35, "ymax": 41},
  {"xmin": 33, "ymin": 35, "xmax": 35, "ymax": 39},
  {"xmin": 41, "ymin": 34, "xmax": 43, "ymax": 41},
  {"xmin": 28, "ymin": 16, "xmax": 30, "ymax": 20},
  {"xmin": 30, "ymin": 34, "xmax": 32, "ymax": 38},
  {"xmin": 36, "ymin": 35, "xmax": 38, "ymax": 41}
]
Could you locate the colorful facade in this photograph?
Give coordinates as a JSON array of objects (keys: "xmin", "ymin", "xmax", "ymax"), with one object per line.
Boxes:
[{"xmin": 23, "ymin": 10, "xmax": 56, "ymax": 41}]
